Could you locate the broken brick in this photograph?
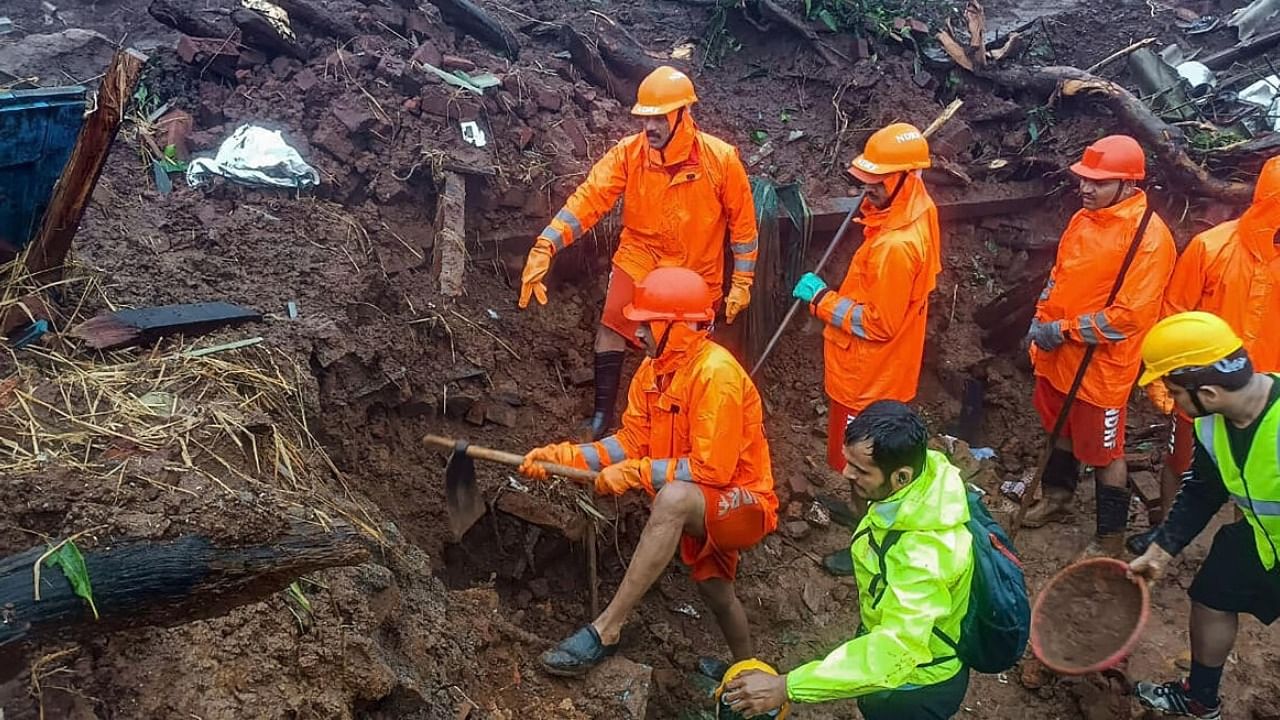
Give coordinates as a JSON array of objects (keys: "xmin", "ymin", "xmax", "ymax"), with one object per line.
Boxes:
[
  {"xmin": 441, "ymin": 54, "xmax": 476, "ymax": 72},
  {"xmin": 496, "ymin": 492, "xmax": 587, "ymax": 541},
  {"xmin": 535, "ymin": 87, "xmax": 562, "ymax": 112},
  {"xmin": 573, "ymin": 87, "xmax": 597, "ymax": 110},
  {"xmin": 562, "ymin": 119, "xmax": 589, "ymax": 157},
  {"xmin": 568, "ymin": 365, "xmax": 593, "ymax": 387},
  {"xmin": 514, "ymin": 125, "xmax": 536, "ymax": 150},
  {"xmin": 331, "ymin": 100, "xmax": 377, "ymax": 134},
  {"xmin": 419, "ymin": 92, "xmax": 453, "ymax": 118},
  {"xmin": 402, "ymin": 97, "xmax": 420, "ymax": 114},
  {"xmin": 175, "ymin": 34, "xmax": 240, "ymax": 79},
  {"xmin": 156, "ymin": 109, "xmax": 193, "ymax": 161},
  {"xmin": 787, "ymin": 473, "xmax": 814, "ymax": 502},
  {"xmin": 411, "ymin": 40, "xmax": 442, "ymax": 67},
  {"xmin": 312, "ymin": 117, "xmax": 359, "ymax": 163}
]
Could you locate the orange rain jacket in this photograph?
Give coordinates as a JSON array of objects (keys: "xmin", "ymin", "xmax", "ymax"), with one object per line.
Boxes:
[
  {"xmin": 1161, "ymin": 157, "xmax": 1280, "ymax": 372},
  {"xmin": 565, "ymin": 324, "xmax": 778, "ymax": 524},
  {"xmin": 536, "ymin": 114, "xmax": 758, "ymax": 302},
  {"xmin": 810, "ymin": 172, "xmax": 942, "ymax": 411},
  {"xmin": 1032, "ymin": 190, "xmax": 1176, "ymax": 408}
]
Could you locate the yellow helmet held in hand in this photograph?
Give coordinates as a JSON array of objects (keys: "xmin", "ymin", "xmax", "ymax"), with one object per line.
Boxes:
[
  {"xmin": 714, "ymin": 659, "xmax": 791, "ymax": 720},
  {"xmin": 1138, "ymin": 311, "xmax": 1244, "ymax": 386}
]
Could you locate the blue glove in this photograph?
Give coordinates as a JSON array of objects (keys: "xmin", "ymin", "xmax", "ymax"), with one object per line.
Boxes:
[
  {"xmin": 793, "ymin": 273, "xmax": 827, "ymax": 303},
  {"xmin": 1028, "ymin": 319, "xmax": 1066, "ymax": 351}
]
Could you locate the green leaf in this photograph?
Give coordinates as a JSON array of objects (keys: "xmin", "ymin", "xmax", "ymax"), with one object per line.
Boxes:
[
  {"xmin": 750, "ymin": 129, "xmax": 768, "ymax": 145},
  {"xmin": 816, "ymin": 8, "xmax": 839, "ymax": 31},
  {"xmin": 45, "ymin": 541, "xmax": 99, "ymax": 620},
  {"xmin": 803, "ymin": 0, "xmax": 813, "ymax": 17}
]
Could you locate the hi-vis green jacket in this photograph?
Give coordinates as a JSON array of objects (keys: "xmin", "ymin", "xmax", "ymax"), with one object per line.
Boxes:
[{"xmin": 786, "ymin": 450, "xmax": 974, "ymax": 701}]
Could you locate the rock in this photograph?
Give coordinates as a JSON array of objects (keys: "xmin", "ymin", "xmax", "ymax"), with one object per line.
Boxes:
[
  {"xmin": 484, "ymin": 403, "xmax": 518, "ymax": 428},
  {"xmin": 376, "ymin": 54, "xmax": 407, "ymax": 82},
  {"xmin": 419, "ymin": 91, "xmax": 453, "ymax": 118},
  {"xmin": 176, "ymin": 34, "xmax": 239, "ymax": 79},
  {"xmin": 535, "ymin": 87, "xmax": 562, "ymax": 111},
  {"xmin": 568, "ymin": 366, "xmax": 594, "ymax": 387},
  {"xmin": 443, "ymin": 392, "xmax": 479, "ymax": 420},
  {"xmin": 783, "ymin": 520, "xmax": 811, "ymax": 539},
  {"xmin": 402, "ymin": 97, "xmax": 420, "ymax": 114},
  {"xmin": 587, "ymin": 656, "xmax": 652, "ymax": 720},
  {"xmin": 441, "ymin": 54, "xmax": 476, "ymax": 71},
  {"xmin": 786, "ymin": 473, "xmax": 814, "ymax": 502},
  {"xmin": 805, "ymin": 501, "xmax": 831, "ymax": 527},
  {"xmin": 464, "ymin": 402, "xmax": 486, "ymax": 426},
  {"xmin": 406, "ymin": 10, "xmax": 436, "ymax": 36},
  {"xmin": 496, "ymin": 492, "xmax": 586, "ymax": 541},
  {"xmin": 930, "ymin": 119, "xmax": 973, "ymax": 160},
  {"xmin": 411, "ymin": 40, "xmax": 442, "ymax": 67}
]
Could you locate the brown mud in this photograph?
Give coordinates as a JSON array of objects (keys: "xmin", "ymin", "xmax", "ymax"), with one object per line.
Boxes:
[
  {"xmin": 1, "ymin": 0, "xmax": 1279, "ymax": 718},
  {"xmin": 1036, "ymin": 561, "xmax": 1147, "ymax": 671}
]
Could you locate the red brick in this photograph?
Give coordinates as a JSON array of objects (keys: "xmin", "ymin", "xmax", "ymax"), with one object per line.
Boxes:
[
  {"xmin": 515, "ymin": 125, "xmax": 535, "ymax": 149},
  {"xmin": 331, "ymin": 100, "xmax": 376, "ymax": 134},
  {"xmin": 441, "ymin": 54, "xmax": 476, "ymax": 71},
  {"xmin": 562, "ymin": 119, "xmax": 588, "ymax": 157},
  {"xmin": 535, "ymin": 87, "xmax": 562, "ymax": 112}
]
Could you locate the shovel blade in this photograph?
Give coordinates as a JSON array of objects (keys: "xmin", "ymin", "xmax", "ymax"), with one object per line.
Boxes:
[{"xmin": 445, "ymin": 446, "xmax": 485, "ymax": 540}]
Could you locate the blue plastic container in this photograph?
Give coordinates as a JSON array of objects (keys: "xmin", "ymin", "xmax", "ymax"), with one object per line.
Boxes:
[{"xmin": 0, "ymin": 86, "xmax": 87, "ymax": 252}]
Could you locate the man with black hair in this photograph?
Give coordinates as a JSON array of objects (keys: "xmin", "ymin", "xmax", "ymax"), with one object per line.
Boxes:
[
  {"xmin": 1129, "ymin": 311, "xmax": 1280, "ymax": 720},
  {"xmin": 721, "ymin": 400, "xmax": 974, "ymax": 719}
]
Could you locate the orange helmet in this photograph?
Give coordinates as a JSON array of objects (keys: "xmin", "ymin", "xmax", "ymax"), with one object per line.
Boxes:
[
  {"xmin": 1070, "ymin": 135, "xmax": 1145, "ymax": 181},
  {"xmin": 623, "ymin": 267, "xmax": 714, "ymax": 322},
  {"xmin": 632, "ymin": 66, "xmax": 697, "ymax": 116},
  {"xmin": 848, "ymin": 122, "xmax": 930, "ymax": 183}
]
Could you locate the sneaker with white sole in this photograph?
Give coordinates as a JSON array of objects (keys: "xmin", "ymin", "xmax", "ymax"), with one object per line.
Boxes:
[{"xmin": 1134, "ymin": 680, "xmax": 1222, "ymax": 719}]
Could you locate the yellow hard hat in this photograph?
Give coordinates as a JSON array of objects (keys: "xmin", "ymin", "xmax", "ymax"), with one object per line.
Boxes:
[
  {"xmin": 1138, "ymin": 311, "xmax": 1244, "ymax": 386},
  {"xmin": 714, "ymin": 659, "xmax": 791, "ymax": 720}
]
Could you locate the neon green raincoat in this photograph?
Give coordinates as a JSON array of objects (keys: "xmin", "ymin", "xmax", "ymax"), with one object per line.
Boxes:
[{"xmin": 786, "ymin": 450, "xmax": 974, "ymax": 701}]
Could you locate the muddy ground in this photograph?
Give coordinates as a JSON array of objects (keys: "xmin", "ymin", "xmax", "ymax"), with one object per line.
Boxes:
[{"xmin": 1, "ymin": 0, "xmax": 1278, "ymax": 717}]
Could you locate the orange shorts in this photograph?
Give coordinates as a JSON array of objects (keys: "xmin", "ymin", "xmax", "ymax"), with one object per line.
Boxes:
[
  {"xmin": 680, "ymin": 484, "xmax": 773, "ymax": 582},
  {"xmin": 826, "ymin": 399, "xmax": 859, "ymax": 472},
  {"xmin": 1167, "ymin": 412, "xmax": 1194, "ymax": 476},
  {"xmin": 1032, "ymin": 376, "xmax": 1126, "ymax": 468},
  {"xmin": 601, "ymin": 264, "xmax": 642, "ymax": 347}
]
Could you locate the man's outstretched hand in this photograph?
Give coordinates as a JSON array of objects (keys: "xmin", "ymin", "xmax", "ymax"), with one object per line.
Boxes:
[
  {"xmin": 723, "ymin": 670, "xmax": 788, "ymax": 716},
  {"xmin": 1129, "ymin": 542, "xmax": 1173, "ymax": 582}
]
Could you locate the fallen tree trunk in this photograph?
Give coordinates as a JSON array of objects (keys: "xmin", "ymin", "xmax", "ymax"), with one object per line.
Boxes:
[
  {"xmin": 981, "ymin": 65, "xmax": 1252, "ymax": 204},
  {"xmin": 561, "ymin": 23, "xmax": 662, "ymax": 104},
  {"xmin": 232, "ymin": 8, "xmax": 307, "ymax": 60},
  {"xmin": 425, "ymin": 0, "xmax": 519, "ymax": 59},
  {"xmin": 147, "ymin": 0, "xmax": 234, "ymax": 38},
  {"xmin": 660, "ymin": 0, "xmax": 845, "ymax": 65},
  {"xmin": 0, "ymin": 523, "xmax": 369, "ymax": 652},
  {"xmin": 272, "ymin": 0, "xmax": 360, "ymax": 41},
  {"xmin": 936, "ymin": 1, "xmax": 1253, "ymax": 205}
]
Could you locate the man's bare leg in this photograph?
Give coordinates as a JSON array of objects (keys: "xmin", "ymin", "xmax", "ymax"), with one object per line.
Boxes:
[
  {"xmin": 592, "ymin": 482, "xmax": 706, "ymax": 646},
  {"xmin": 697, "ymin": 578, "xmax": 753, "ymax": 660}
]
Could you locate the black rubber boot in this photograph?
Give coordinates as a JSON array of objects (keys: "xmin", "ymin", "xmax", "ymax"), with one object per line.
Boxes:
[
  {"xmin": 1045, "ymin": 448, "xmax": 1081, "ymax": 493},
  {"xmin": 587, "ymin": 351, "xmax": 624, "ymax": 440}
]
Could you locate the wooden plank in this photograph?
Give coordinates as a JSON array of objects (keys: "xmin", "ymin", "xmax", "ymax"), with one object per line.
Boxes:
[
  {"xmin": 435, "ymin": 171, "xmax": 467, "ymax": 297},
  {"xmin": 25, "ymin": 48, "xmax": 147, "ymax": 278},
  {"xmin": 806, "ymin": 183, "xmax": 1050, "ymax": 230}
]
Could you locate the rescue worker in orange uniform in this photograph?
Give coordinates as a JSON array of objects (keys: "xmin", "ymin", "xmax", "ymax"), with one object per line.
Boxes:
[
  {"xmin": 518, "ymin": 66, "xmax": 758, "ymax": 441},
  {"xmin": 1022, "ymin": 135, "xmax": 1177, "ymax": 557},
  {"xmin": 1128, "ymin": 155, "xmax": 1280, "ymax": 555},
  {"xmin": 517, "ymin": 267, "xmax": 778, "ymax": 677},
  {"xmin": 789, "ymin": 123, "xmax": 941, "ymax": 575}
]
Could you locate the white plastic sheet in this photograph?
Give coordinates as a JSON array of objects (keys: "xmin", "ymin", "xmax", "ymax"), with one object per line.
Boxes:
[
  {"xmin": 187, "ymin": 124, "xmax": 320, "ymax": 189},
  {"xmin": 1239, "ymin": 75, "xmax": 1280, "ymax": 132}
]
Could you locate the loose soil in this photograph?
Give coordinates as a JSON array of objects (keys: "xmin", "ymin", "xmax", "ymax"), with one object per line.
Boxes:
[
  {"xmin": 1, "ymin": 0, "xmax": 1278, "ymax": 718},
  {"xmin": 1036, "ymin": 561, "xmax": 1147, "ymax": 672}
]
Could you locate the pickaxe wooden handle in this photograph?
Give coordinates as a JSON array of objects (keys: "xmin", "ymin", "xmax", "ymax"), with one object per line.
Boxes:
[{"xmin": 423, "ymin": 434, "xmax": 598, "ymax": 483}]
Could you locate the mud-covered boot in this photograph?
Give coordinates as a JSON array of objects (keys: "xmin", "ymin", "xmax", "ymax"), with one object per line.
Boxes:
[
  {"xmin": 1079, "ymin": 533, "xmax": 1126, "ymax": 560},
  {"xmin": 1021, "ymin": 487, "xmax": 1074, "ymax": 528}
]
